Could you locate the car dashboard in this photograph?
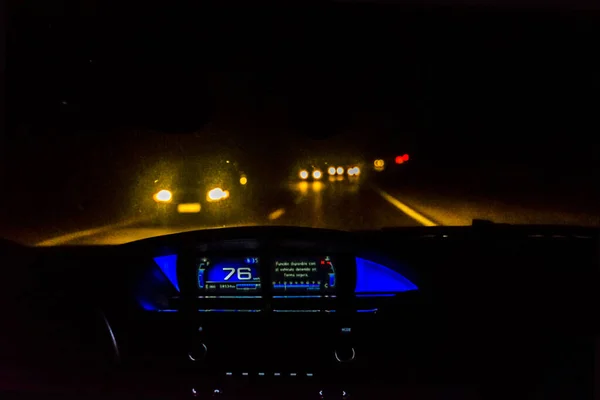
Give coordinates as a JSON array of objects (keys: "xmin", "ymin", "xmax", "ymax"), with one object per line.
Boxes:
[
  {"xmin": 120, "ymin": 229, "xmax": 424, "ymax": 398},
  {"xmin": 0, "ymin": 224, "xmax": 596, "ymax": 399}
]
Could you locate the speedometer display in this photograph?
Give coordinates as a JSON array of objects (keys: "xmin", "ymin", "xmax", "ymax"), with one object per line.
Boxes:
[{"xmin": 197, "ymin": 257, "xmax": 261, "ymax": 294}]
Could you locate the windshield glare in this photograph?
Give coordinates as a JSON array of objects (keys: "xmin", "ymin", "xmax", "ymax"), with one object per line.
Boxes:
[{"xmin": 2, "ymin": 4, "xmax": 599, "ymax": 246}]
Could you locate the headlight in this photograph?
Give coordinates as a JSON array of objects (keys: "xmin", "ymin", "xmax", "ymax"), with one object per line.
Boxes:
[
  {"xmin": 299, "ymin": 170, "xmax": 309, "ymax": 180},
  {"xmin": 312, "ymin": 170, "xmax": 322, "ymax": 179},
  {"xmin": 328, "ymin": 167, "xmax": 336, "ymax": 176},
  {"xmin": 153, "ymin": 189, "xmax": 172, "ymax": 203},
  {"xmin": 336, "ymin": 167, "xmax": 344, "ymax": 175},
  {"xmin": 207, "ymin": 187, "xmax": 229, "ymax": 202},
  {"xmin": 348, "ymin": 167, "xmax": 360, "ymax": 176}
]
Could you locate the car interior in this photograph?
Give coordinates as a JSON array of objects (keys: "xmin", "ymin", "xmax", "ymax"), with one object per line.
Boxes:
[{"xmin": 0, "ymin": 222, "xmax": 595, "ymax": 399}]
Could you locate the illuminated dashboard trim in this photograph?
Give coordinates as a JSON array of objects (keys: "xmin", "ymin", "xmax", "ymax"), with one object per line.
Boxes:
[
  {"xmin": 154, "ymin": 254, "xmax": 180, "ymax": 292},
  {"xmin": 142, "ymin": 253, "xmax": 418, "ymax": 312},
  {"xmin": 354, "ymin": 257, "xmax": 417, "ymax": 294}
]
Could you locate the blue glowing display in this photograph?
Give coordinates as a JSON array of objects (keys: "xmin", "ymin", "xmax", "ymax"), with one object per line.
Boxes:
[
  {"xmin": 139, "ymin": 300, "xmax": 158, "ymax": 311},
  {"xmin": 206, "ymin": 262, "xmax": 259, "ymax": 283},
  {"xmin": 354, "ymin": 257, "xmax": 418, "ymax": 293},
  {"xmin": 154, "ymin": 254, "xmax": 179, "ymax": 292}
]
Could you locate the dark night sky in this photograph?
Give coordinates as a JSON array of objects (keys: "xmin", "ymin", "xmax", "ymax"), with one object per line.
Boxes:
[
  {"xmin": 5, "ymin": 2, "xmax": 600, "ymax": 181},
  {"xmin": 0, "ymin": 0, "xmax": 599, "ymax": 234}
]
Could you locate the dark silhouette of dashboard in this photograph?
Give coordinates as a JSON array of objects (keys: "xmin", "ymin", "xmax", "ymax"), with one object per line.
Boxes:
[{"xmin": 0, "ymin": 225, "xmax": 595, "ymax": 399}]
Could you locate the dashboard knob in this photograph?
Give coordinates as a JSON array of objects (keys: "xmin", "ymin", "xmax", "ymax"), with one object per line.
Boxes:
[
  {"xmin": 334, "ymin": 346, "xmax": 355, "ymax": 363},
  {"xmin": 188, "ymin": 342, "xmax": 208, "ymax": 362}
]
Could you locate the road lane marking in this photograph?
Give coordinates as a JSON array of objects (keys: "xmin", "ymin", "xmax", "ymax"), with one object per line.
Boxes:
[
  {"xmin": 373, "ymin": 187, "xmax": 438, "ymax": 226},
  {"xmin": 35, "ymin": 216, "xmax": 149, "ymax": 246},
  {"xmin": 268, "ymin": 208, "xmax": 286, "ymax": 220}
]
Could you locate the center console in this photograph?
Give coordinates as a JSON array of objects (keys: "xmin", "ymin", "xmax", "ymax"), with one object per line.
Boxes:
[{"xmin": 122, "ymin": 239, "xmax": 420, "ymax": 398}]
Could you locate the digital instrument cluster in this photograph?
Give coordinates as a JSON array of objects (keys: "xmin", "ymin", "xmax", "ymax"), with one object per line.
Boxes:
[
  {"xmin": 194, "ymin": 256, "xmax": 336, "ymax": 296},
  {"xmin": 272, "ymin": 256, "xmax": 336, "ymax": 295},
  {"xmin": 197, "ymin": 256, "xmax": 261, "ymax": 295},
  {"xmin": 140, "ymin": 251, "xmax": 418, "ymax": 311}
]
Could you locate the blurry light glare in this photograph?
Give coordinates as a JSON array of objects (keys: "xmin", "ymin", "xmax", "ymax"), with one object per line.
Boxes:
[
  {"xmin": 395, "ymin": 156, "xmax": 404, "ymax": 164},
  {"xmin": 403, "ymin": 153, "xmax": 410, "ymax": 161},
  {"xmin": 240, "ymin": 176, "xmax": 248, "ymax": 185},
  {"xmin": 374, "ymin": 159, "xmax": 385, "ymax": 168},
  {"xmin": 312, "ymin": 181, "xmax": 323, "ymax": 192},
  {"xmin": 313, "ymin": 170, "xmax": 322, "ymax": 179},
  {"xmin": 348, "ymin": 167, "xmax": 360, "ymax": 176},
  {"xmin": 207, "ymin": 187, "xmax": 229, "ymax": 202},
  {"xmin": 153, "ymin": 189, "xmax": 172, "ymax": 203},
  {"xmin": 299, "ymin": 170, "xmax": 309, "ymax": 180},
  {"xmin": 328, "ymin": 167, "xmax": 336, "ymax": 175},
  {"xmin": 298, "ymin": 181, "xmax": 309, "ymax": 193},
  {"xmin": 336, "ymin": 167, "xmax": 344, "ymax": 175}
]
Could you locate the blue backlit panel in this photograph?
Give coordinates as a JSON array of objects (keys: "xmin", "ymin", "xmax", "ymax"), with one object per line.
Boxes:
[
  {"xmin": 355, "ymin": 257, "xmax": 418, "ymax": 293},
  {"xmin": 154, "ymin": 255, "xmax": 179, "ymax": 292},
  {"xmin": 207, "ymin": 261, "xmax": 260, "ymax": 283},
  {"xmin": 199, "ymin": 257, "xmax": 261, "ymax": 294}
]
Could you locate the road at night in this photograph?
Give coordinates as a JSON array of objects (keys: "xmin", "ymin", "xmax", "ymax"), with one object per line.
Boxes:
[
  {"xmin": 34, "ymin": 178, "xmax": 427, "ymax": 246},
  {"xmin": 29, "ymin": 172, "xmax": 599, "ymax": 246},
  {"xmin": 4, "ymin": 5, "xmax": 599, "ymax": 247}
]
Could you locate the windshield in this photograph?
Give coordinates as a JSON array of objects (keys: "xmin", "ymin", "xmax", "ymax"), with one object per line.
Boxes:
[{"xmin": 3, "ymin": 3, "xmax": 599, "ymax": 245}]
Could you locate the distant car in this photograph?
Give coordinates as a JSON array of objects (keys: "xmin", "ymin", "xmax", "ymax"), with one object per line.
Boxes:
[
  {"xmin": 296, "ymin": 163, "xmax": 362, "ymax": 181},
  {"xmin": 297, "ymin": 167, "xmax": 324, "ymax": 181},
  {"xmin": 146, "ymin": 158, "xmax": 248, "ymax": 220}
]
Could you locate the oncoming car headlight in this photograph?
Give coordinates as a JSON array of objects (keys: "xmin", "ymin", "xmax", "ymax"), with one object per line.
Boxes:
[
  {"xmin": 207, "ymin": 187, "xmax": 230, "ymax": 202},
  {"xmin": 347, "ymin": 167, "xmax": 361, "ymax": 176},
  {"xmin": 312, "ymin": 170, "xmax": 322, "ymax": 179},
  {"xmin": 299, "ymin": 170, "xmax": 309, "ymax": 180},
  {"xmin": 153, "ymin": 189, "xmax": 172, "ymax": 203}
]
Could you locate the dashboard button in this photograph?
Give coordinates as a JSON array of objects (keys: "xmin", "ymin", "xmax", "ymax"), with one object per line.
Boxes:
[
  {"xmin": 188, "ymin": 342, "xmax": 207, "ymax": 362},
  {"xmin": 334, "ymin": 347, "xmax": 356, "ymax": 363}
]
